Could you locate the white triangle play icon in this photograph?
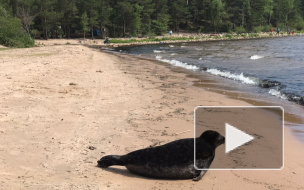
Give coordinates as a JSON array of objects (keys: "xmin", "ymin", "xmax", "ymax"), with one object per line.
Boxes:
[{"xmin": 225, "ymin": 123, "xmax": 254, "ymax": 153}]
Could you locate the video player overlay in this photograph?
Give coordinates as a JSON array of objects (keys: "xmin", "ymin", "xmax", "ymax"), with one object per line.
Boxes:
[{"xmin": 194, "ymin": 106, "xmax": 283, "ymax": 170}]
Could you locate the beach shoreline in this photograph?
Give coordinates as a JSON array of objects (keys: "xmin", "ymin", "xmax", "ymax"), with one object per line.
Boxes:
[
  {"xmin": 0, "ymin": 44, "xmax": 303, "ymax": 189},
  {"xmin": 31, "ymin": 32, "xmax": 304, "ymax": 48}
]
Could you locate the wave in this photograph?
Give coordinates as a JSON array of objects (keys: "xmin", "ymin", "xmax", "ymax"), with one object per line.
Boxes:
[
  {"xmin": 206, "ymin": 68, "xmax": 258, "ymax": 85},
  {"xmin": 169, "ymin": 45, "xmax": 175, "ymax": 47},
  {"xmin": 153, "ymin": 50, "xmax": 164, "ymax": 53},
  {"xmin": 269, "ymin": 90, "xmax": 304, "ymax": 105},
  {"xmin": 258, "ymin": 79, "xmax": 286, "ymax": 89},
  {"xmin": 152, "ymin": 54, "xmax": 303, "ymax": 106},
  {"xmin": 206, "ymin": 68, "xmax": 304, "ymax": 105},
  {"xmin": 155, "ymin": 56, "xmax": 199, "ymax": 70},
  {"xmin": 269, "ymin": 89, "xmax": 287, "ymax": 100},
  {"xmin": 284, "ymin": 93, "xmax": 304, "ymax": 105},
  {"xmin": 250, "ymin": 55, "xmax": 264, "ymax": 60}
]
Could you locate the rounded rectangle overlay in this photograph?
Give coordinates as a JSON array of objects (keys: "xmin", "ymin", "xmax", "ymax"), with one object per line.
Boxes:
[{"xmin": 194, "ymin": 106, "xmax": 284, "ymax": 170}]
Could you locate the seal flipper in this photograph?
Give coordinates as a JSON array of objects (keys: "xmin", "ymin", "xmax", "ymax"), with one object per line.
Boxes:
[
  {"xmin": 192, "ymin": 170, "xmax": 207, "ymax": 181},
  {"xmin": 97, "ymin": 155, "xmax": 126, "ymax": 168}
]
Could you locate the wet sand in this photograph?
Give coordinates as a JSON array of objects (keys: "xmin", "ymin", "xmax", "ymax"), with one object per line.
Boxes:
[{"xmin": 0, "ymin": 45, "xmax": 303, "ymax": 189}]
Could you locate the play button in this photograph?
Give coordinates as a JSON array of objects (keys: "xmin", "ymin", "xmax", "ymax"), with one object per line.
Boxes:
[
  {"xmin": 225, "ymin": 123, "xmax": 254, "ymax": 153},
  {"xmin": 194, "ymin": 106, "xmax": 283, "ymax": 170}
]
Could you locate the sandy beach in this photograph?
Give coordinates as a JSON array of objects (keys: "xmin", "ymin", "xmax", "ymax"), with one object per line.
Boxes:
[{"xmin": 0, "ymin": 44, "xmax": 304, "ymax": 189}]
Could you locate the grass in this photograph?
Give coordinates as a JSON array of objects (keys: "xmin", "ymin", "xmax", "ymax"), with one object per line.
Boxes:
[
  {"xmin": 225, "ymin": 34, "xmax": 233, "ymax": 39},
  {"xmin": 0, "ymin": 48, "xmax": 11, "ymax": 51},
  {"xmin": 249, "ymin": 33, "xmax": 259, "ymax": 38},
  {"xmin": 109, "ymin": 36, "xmax": 196, "ymax": 43},
  {"xmin": 109, "ymin": 31, "xmax": 304, "ymax": 45}
]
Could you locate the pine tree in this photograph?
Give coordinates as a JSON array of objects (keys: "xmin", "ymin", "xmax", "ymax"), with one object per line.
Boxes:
[
  {"xmin": 211, "ymin": 0, "xmax": 225, "ymax": 32},
  {"xmin": 81, "ymin": 11, "xmax": 89, "ymax": 39}
]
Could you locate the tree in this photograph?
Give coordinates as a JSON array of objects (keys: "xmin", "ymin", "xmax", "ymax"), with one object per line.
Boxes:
[
  {"xmin": 81, "ymin": 11, "xmax": 89, "ymax": 38},
  {"xmin": 152, "ymin": 0, "xmax": 170, "ymax": 34},
  {"xmin": 139, "ymin": 0, "xmax": 155, "ymax": 36},
  {"xmin": 169, "ymin": 0, "xmax": 190, "ymax": 32},
  {"xmin": 2, "ymin": 0, "xmax": 304, "ymax": 39},
  {"xmin": 152, "ymin": 13, "xmax": 170, "ymax": 35},
  {"xmin": 264, "ymin": 0, "xmax": 274, "ymax": 24},
  {"xmin": 33, "ymin": 0, "xmax": 62, "ymax": 39},
  {"xmin": 211, "ymin": 0, "xmax": 225, "ymax": 32},
  {"xmin": 16, "ymin": 0, "xmax": 35, "ymax": 35},
  {"xmin": 130, "ymin": 4, "xmax": 142, "ymax": 36},
  {"xmin": 98, "ymin": 0, "xmax": 111, "ymax": 38},
  {"xmin": 56, "ymin": 0, "xmax": 78, "ymax": 38},
  {"xmin": 117, "ymin": 1, "xmax": 135, "ymax": 37},
  {"xmin": 0, "ymin": 5, "xmax": 34, "ymax": 47}
]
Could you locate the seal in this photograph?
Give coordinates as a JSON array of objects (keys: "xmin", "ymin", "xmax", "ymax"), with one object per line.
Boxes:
[{"xmin": 97, "ymin": 130, "xmax": 225, "ymax": 181}]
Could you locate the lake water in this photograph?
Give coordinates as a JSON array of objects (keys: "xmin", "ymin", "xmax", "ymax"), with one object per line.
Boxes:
[{"xmin": 112, "ymin": 36, "xmax": 304, "ymax": 141}]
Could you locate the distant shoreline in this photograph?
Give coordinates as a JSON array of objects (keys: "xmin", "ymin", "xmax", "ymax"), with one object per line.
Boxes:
[{"xmin": 32, "ymin": 32, "xmax": 304, "ymax": 48}]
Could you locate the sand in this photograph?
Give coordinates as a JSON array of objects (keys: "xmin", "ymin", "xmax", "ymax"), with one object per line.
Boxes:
[{"xmin": 0, "ymin": 44, "xmax": 303, "ymax": 189}]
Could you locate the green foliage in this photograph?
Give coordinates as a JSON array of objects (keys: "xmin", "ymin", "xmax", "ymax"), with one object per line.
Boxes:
[
  {"xmin": 81, "ymin": 11, "xmax": 89, "ymax": 38},
  {"xmin": 0, "ymin": 6, "xmax": 34, "ymax": 48},
  {"xmin": 225, "ymin": 34, "xmax": 232, "ymax": 39},
  {"xmin": 295, "ymin": 20, "xmax": 304, "ymax": 30},
  {"xmin": 152, "ymin": 13, "xmax": 170, "ymax": 35},
  {"xmin": 139, "ymin": 0, "xmax": 155, "ymax": 36},
  {"xmin": 197, "ymin": 26, "xmax": 204, "ymax": 33},
  {"xmin": 109, "ymin": 36, "xmax": 194, "ymax": 43},
  {"xmin": 253, "ymin": 26, "xmax": 262, "ymax": 33},
  {"xmin": 249, "ymin": 33, "xmax": 259, "ymax": 38},
  {"xmin": 169, "ymin": 0, "xmax": 190, "ymax": 31},
  {"xmin": 235, "ymin": 26, "xmax": 246, "ymax": 34},
  {"xmin": 1, "ymin": 0, "xmax": 304, "ymax": 39},
  {"xmin": 276, "ymin": 22, "xmax": 286, "ymax": 32},
  {"xmin": 211, "ymin": 0, "xmax": 225, "ymax": 32},
  {"xmin": 130, "ymin": 4, "xmax": 142, "ymax": 36}
]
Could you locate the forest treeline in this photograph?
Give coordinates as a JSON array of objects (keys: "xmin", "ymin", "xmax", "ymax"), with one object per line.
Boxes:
[{"xmin": 1, "ymin": 0, "xmax": 304, "ymax": 46}]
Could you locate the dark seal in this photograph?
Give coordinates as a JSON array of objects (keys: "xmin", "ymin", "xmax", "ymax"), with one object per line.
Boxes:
[{"xmin": 97, "ymin": 130, "xmax": 225, "ymax": 181}]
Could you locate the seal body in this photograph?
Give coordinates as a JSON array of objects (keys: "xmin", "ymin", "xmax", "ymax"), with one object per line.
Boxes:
[{"xmin": 97, "ymin": 130, "xmax": 225, "ymax": 181}]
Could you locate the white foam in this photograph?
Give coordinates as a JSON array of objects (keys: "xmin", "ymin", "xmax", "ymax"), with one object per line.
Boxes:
[
  {"xmin": 206, "ymin": 68, "xmax": 257, "ymax": 85},
  {"xmin": 169, "ymin": 45, "xmax": 175, "ymax": 47},
  {"xmin": 155, "ymin": 57, "xmax": 199, "ymax": 70},
  {"xmin": 153, "ymin": 50, "xmax": 164, "ymax": 53},
  {"xmin": 170, "ymin": 53, "xmax": 178, "ymax": 56},
  {"xmin": 181, "ymin": 46, "xmax": 186, "ymax": 48},
  {"xmin": 250, "ymin": 55, "xmax": 264, "ymax": 60},
  {"xmin": 199, "ymin": 58, "xmax": 202, "ymax": 60},
  {"xmin": 269, "ymin": 89, "xmax": 287, "ymax": 100},
  {"xmin": 155, "ymin": 55, "xmax": 162, "ymax": 59}
]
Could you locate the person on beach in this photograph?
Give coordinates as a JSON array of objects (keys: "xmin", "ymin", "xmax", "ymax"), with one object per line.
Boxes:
[
  {"xmin": 270, "ymin": 27, "xmax": 273, "ymax": 34},
  {"xmin": 104, "ymin": 37, "xmax": 110, "ymax": 44},
  {"xmin": 169, "ymin": 30, "xmax": 173, "ymax": 35},
  {"xmin": 292, "ymin": 31, "xmax": 295, "ymax": 35},
  {"xmin": 287, "ymin": 28, "xmax": 290, "ymax": 35},
  {"xmin": 277, "ymin": 28, "xmax": 280, "ymax": 35}
]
